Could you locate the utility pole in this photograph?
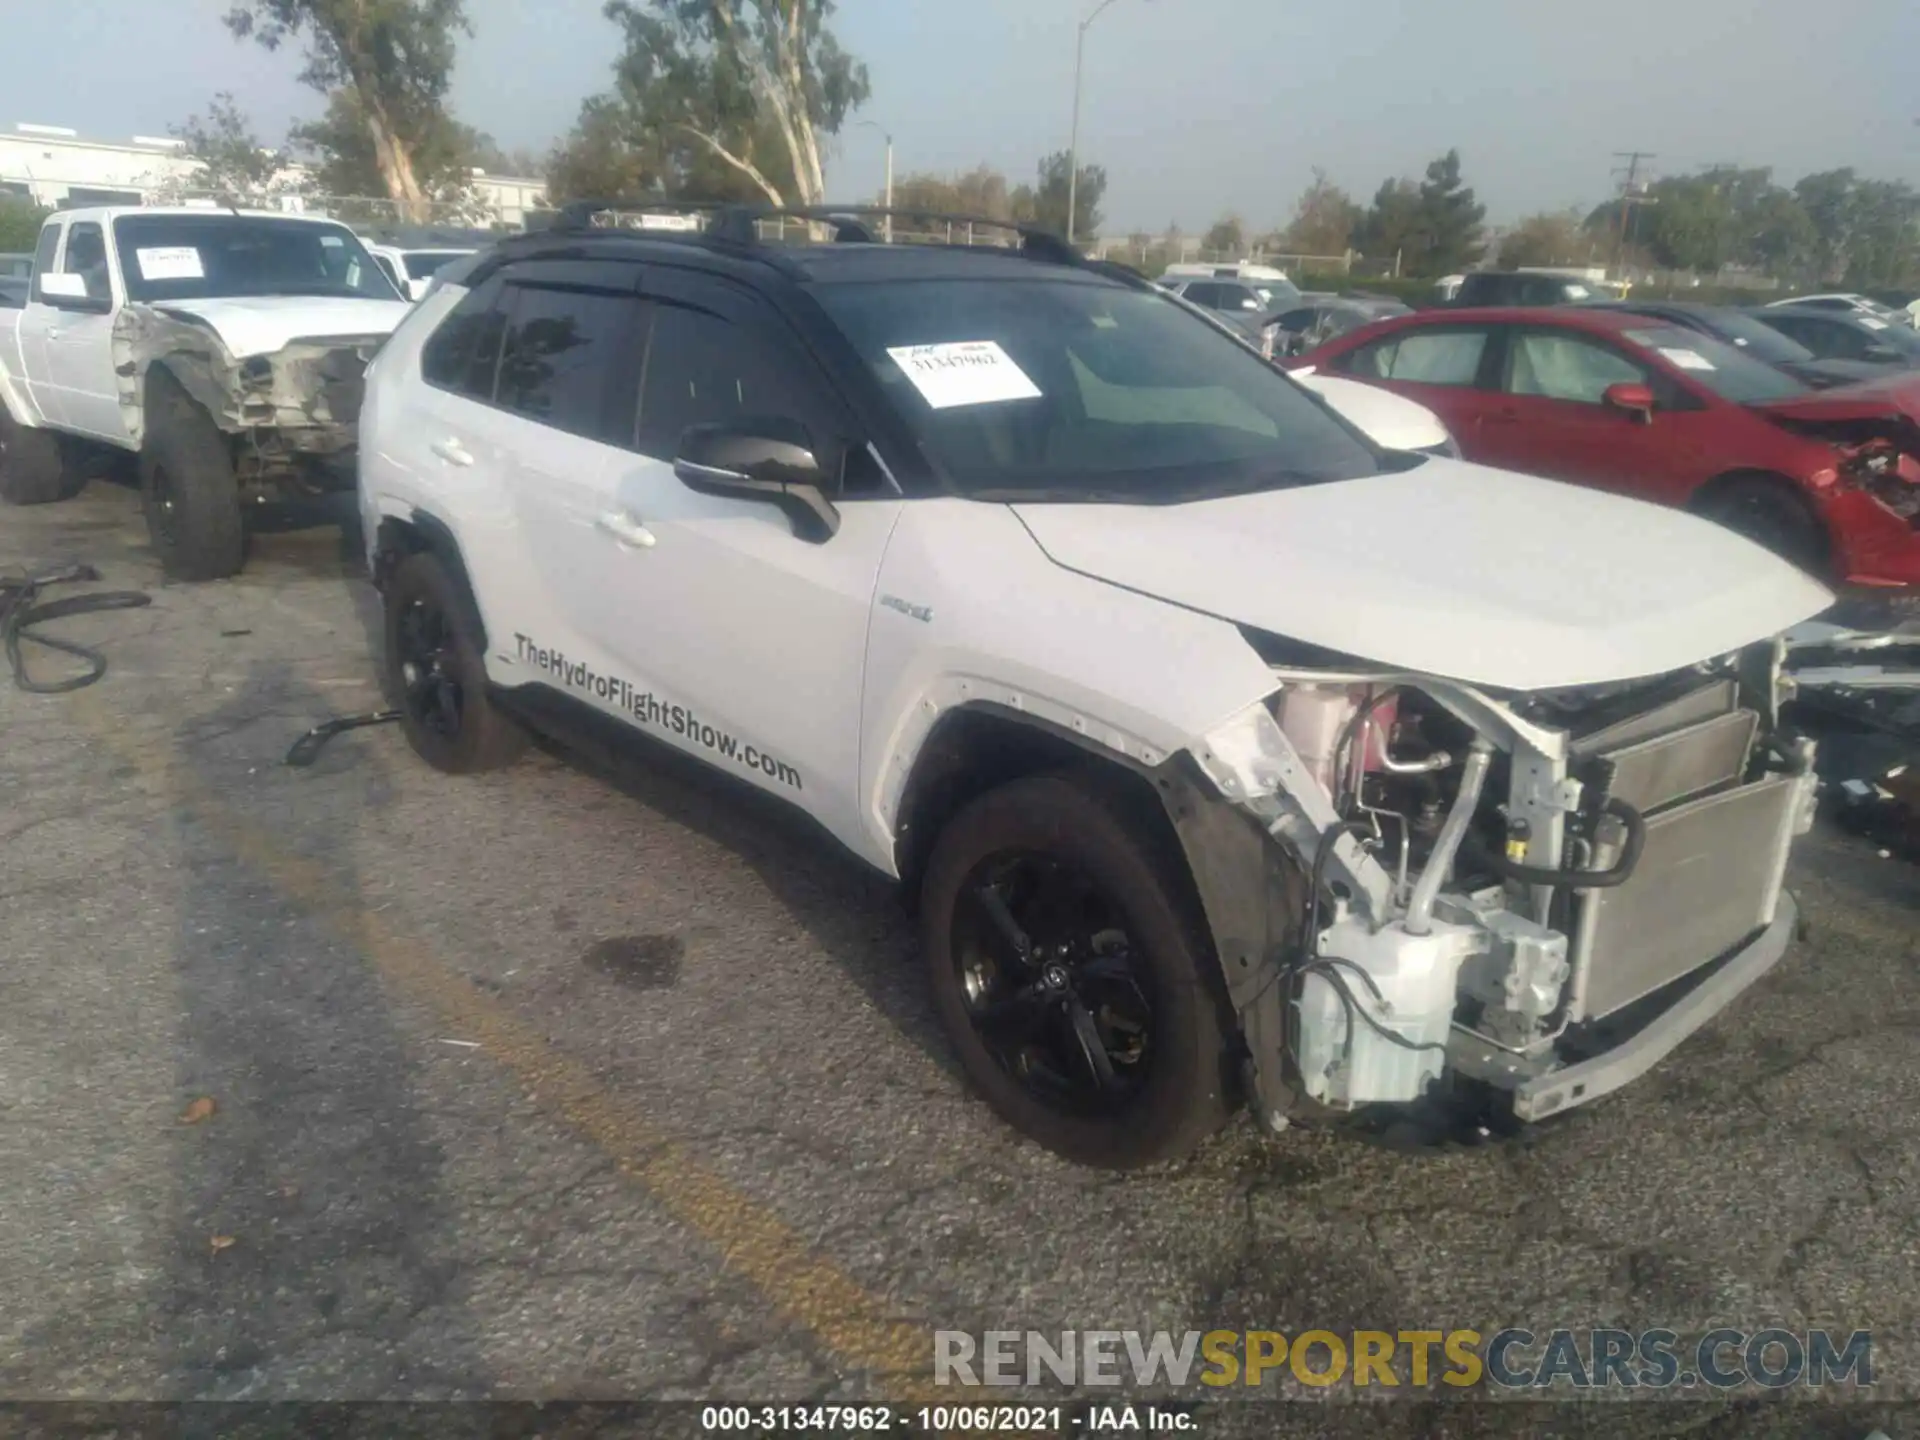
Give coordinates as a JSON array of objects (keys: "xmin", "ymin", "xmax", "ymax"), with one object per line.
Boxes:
[
  {"xmin": 1611, "ymin": 150, "xmax": 1656, "ymax": 274},
  {"xmin": 1067, "ymin": 0, "xmax": 1144, "ymax": 248}
]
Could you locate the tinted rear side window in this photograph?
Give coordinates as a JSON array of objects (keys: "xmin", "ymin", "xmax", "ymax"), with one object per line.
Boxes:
[
  {"xmin": 1345, "ymin": 329, "xmax": 1489, "ymax": 385},
  {"xmin": 495, "ymin": 284, "xmax": 644, "ymax": 442},
  {"xmin": 421, "ymin": 276, "xmax": 509, "ymax": 399}
]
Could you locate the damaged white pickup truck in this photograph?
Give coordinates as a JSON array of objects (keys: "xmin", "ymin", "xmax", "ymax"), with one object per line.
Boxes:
[{"xmin": 0, "ymin": 207, "xmax": 411, "ymax": 578}]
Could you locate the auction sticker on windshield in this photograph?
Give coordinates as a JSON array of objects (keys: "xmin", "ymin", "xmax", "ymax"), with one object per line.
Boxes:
[
  {"xmin": 887, "ymin": 340, "xmax": 1042, "ymax": 409},
  {"xmin": 1658, "ymin": 347, "xmax": 1716, "ymax": 371},
  {"xmin": 134, "ymin": 247, "xmax": 204, "ymax": 281}
]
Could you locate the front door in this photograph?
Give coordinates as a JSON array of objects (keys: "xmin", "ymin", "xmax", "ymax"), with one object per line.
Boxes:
[
  {"xmin": 42, "ymin": 221, "xmax": 126, "ymax": 442},
  {"xmin": 578, "ymin": 268, "xmax": 901, "ymax": 841}
]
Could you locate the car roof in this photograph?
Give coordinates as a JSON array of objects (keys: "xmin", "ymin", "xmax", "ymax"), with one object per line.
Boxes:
[{"xmin": 782, "ymin": 243, "xmax": 1115, "ymax": 285}]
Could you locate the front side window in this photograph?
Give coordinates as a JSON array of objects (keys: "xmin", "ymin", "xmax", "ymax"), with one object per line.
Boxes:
[
  {"xmin": 111, "ymin": 215, "xmax": 401, "ymax": 303},
  {"xmin": 61, "ymin": 222, "xmax": 109, "ymax": 300},
  {"xmin": 494, "ymin": 283, "xmax": 642, "ymax": 443},
  {"xmin": 812, "ymin": 276, "xmax": 1381, "ymax": 501},
  {"xmin": 1346, "ymin": 329, "xmax": 1490, "ymax": 386},
  {"xmin": 633, "ymin": 302, "xmax": 837, "ymax": 463},
  {"xmin": 1502, "ymin": 330, "xmax": 1647, "ymax": 403}
]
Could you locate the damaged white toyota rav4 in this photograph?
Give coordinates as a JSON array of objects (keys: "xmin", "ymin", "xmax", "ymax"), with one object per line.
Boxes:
[{"xmin": 360, "ymin": 206, "xmax": 1832, "ymax": 1168}]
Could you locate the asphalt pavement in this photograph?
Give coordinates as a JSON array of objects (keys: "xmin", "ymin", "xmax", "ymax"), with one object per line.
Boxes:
[{"xmin": 1, "ymin": 479, "xmax": 1916, "ymax": 1439}]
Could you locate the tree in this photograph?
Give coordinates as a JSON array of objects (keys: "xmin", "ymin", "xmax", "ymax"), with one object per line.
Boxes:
[
  {"xmin": 891, "ymin": 166, "xmax": 1015, "ymax": 223},
  {"xmin": 1409, "ymin": 148, "xmax": 1485, "ymax": 274},
  {"xmin": 584, "ymin": 0, "xmax": 870, "ymax": 206},
  {"xmin": 291, "ymin": 88, "xmax": 482, "ymax": 212},
  {"xmin": 1793, "ymin": 168, "xmax": 1856, "ymax": 280},
  {"xmin": 547, "ymin": 95, "xmax": 666, "ymax": 203},
  {"xmin": 223, "ymin": 0, "xmax": 470, "ymax": 222},
  {"xmin": 1280, "ymin": 169, "xmax": 1360, "ymax": 257},
  {"xmin": 1843, "ymin": 179, "xmax": 1920, "ymax": 287},
  {"xmin": 1354, "ymin": 177, "xmax": 1422, "ymax": 266},
  {"xmin": 167, "ymin": 92, "xmax": 292, "ymax": 203},
  {"xmin": 470, "ymin": 135, "xmax": 544, "ymax": 178},
  {"xmin": 1496, "ymin": 210, "xmax": 1591, "ymax": 269},
  {"xmin": 1011, "ymin": 151, "xmax": 1105, "ymax": 240},
  {"xmin": 0, "ymin": 195, "xmax": 49, "ymax": 252},
  {"xmin": 1203, "ymin": 214, "xmax": 1246, "ymax": 256},
  {"xmin": 1641, "ymin": 175, "xmax": 1733, "ymax": 273}
]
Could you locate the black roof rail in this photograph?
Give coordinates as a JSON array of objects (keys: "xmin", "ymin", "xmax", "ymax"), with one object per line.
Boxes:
[{"xmin": 546, "ymin": 199, "xmax": 1084, "ymax": 263}]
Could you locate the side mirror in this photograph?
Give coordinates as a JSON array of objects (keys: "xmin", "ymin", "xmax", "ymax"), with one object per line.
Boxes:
[
  {"xmin": 35, "ymin": 271, "xmax": 110, "ymax": 313},
  {"xmin": 1603, "ymin": 382, "xmax": 1656, "ymax": 424},
  {"xmin": 673, "ymin": 419, "xmax": 841, "ymax": 544}
]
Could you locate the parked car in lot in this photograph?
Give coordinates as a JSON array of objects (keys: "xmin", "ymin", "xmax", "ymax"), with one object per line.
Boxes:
[
  {"xmin": 365, "ymin": 241, "xmax": 482, "ymax": 301},
  {"xmin": 1450, "ymin": 270, "xmax": 1622, "ymax": 306},
  {"xmin": 1265, "ymin": 295, "xmax": 1411, "ymax": 357},
  {"xmin": 0, "ymin": 252, "xmax": 33, "ymax": 280},
  {"xmin": 1748, "ymin": 304, "xmax": 1920, "ymax": 370},
  {"xmin": 0, "ymin": 207, "xmax": 410, "ymax": 578},
  {"xmin": 360, "ymin": 205, "xmax": 1829, "ymax": 1166},
  {"xmin": 1300, "ymin": 305, "xmax": 1920, "ymax": 586},
  {"xmin": 1579, "ymin": 300, "xmax": 1883, "ymax": 390},
  {"xmin": 1764, "ymin": 291, "xmax": 1909, "ymax": 324},
  {"xmin": 1156, "ymin": 263, "xmax": 1303, "ymax": 339}
]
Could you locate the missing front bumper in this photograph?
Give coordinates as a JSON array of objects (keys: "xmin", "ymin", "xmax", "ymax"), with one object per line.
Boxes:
[{"xmin": 1458, "ymin": 893, "xmax": 1799, "ymax": 1123}]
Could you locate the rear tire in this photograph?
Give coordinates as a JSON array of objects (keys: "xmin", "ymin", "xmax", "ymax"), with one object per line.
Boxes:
[
  {"xmin": 382, "ymin": 550, "xmax": 527, "ymax": 774},
  {"xmin": 1693, "ymin": 475, "xmax": 1829, "ymax": 576},
  {"xmin": 919, "ymin": 774, "xmax": 1237, "ymax": 1168},
  {"xmin": 139, "ymin": 372, "xmax": 245, "ymax": 581},
  {"xmin": 0, "ymin": 406, "xmax": 84, "ymax": 505}
]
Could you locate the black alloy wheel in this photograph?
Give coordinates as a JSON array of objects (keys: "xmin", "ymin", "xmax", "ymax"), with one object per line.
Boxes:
[
  {"xmin": 952, "ymin": 851, "xmax": 1158, "ymax": 1116},
  {"xmin": 395, "ymin": 593, "xmax": 464, "ymax": 740}
]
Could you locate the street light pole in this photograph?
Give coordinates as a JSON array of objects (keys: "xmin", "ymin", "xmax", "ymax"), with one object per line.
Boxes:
[
  {"xmin": 1066, "ymin": 0, "xmax": 1128, "ymax": 248},
  {"xmin": 859, "ymin": 120, "xmax": 894, "ymax": 242}
]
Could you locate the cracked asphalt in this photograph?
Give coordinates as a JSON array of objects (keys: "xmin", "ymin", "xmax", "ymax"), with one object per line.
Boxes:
[{"xmin": 1, "ymin": 479, "xmax": 1917, "ymax": 1439}]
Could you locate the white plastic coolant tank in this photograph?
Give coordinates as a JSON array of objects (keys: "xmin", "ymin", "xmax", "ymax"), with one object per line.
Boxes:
[
  {"xmin": 1277, "ymin": 688, "xmax": 1354, "ymax": 796},
  {"xmin": 1294, "ymin": 916, "xmax": 1479, "ymax": 1107}
]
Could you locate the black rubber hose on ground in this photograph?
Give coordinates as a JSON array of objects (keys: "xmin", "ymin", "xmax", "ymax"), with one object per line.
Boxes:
[{"xmin": 1, "ymin": 565, "xmax": 152, "ymax": 695}]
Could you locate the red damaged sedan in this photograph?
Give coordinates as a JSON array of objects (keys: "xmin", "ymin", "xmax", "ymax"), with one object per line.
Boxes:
[{"xmin": 1294, "ymin": 306, "xmax": 1920, "ymax": 586}]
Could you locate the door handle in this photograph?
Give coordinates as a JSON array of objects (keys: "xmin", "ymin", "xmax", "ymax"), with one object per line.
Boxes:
[
  {"xmin": 595, "ymin": 511, "xmax": 657, "ymax": 549},
  {"xmin": 430, "ymin": 437, "xmax": 474, "ymax": 467},
  {"xmin": 44, "ymin": 328, "xmax": 61, "ymax": 341}
]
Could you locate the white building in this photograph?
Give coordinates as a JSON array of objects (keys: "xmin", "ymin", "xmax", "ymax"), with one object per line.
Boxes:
[
  {"xmin": 0, "ymin": 123, "xmax": 196, "ymax": 208},
  {"xmin": 0, "ymin": 120, "xmax": 549, "ymax": 227}
]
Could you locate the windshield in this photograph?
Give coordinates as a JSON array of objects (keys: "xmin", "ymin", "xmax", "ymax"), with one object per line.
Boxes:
[
  {"xmin": 1684, "ymin": 308, "xmax": 1815, "ymax": 363},
  {"xmin": 402, "ymin": 249, "xmax": 473, "ymax": 282},
  {"xmin": 1855, "ymin": 316, "xmax": 1920, "ymax": 354},
  {"xmin": 111, "ymin": 215, "xmax": 401, "ymax": 303},
  {"xmin": 1623, "ymin": 326, "xmax": 1809, "ymax": 402},
  {"xmin": 813, "ymin": 278, "xmax": 1382, "ymax": 501}
]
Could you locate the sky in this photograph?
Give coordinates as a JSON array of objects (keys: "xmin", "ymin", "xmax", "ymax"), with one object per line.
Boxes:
[{"xmin": 9, "ymin": 0, "xmax": 1920, "ymax": 232}]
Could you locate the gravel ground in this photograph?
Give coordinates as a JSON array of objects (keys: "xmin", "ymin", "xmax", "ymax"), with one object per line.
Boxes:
[{"xmin": 1, "ymin": 480, "xmax": 1915, "ymax": 1439}]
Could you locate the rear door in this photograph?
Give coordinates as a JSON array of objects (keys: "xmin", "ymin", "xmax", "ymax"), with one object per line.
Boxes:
[
  {"xmin": 1469, "ymin": 324, "xmax": 1714, "ymax": 502},
  {"xmin": 1331, "ymin": 322, "xmax": 1500, "ymax": 438},
  {"xmin": 42, "ymin": 221, "xmax": 125, "ymax": 440}
]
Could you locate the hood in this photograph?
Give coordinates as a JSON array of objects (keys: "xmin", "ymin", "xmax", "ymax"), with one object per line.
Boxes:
[
  {"xmin": 1750, "ymin": 370, "xmax": 1920, "ymax": 426},
  {"xmin": 1013, "ymin": 461, "xmax": 1832, "ymax": 691},
  {"xmin": 147, "ymin": 295, "xmax": 413, "ymax": 359},
  {"xmin": 1291, "ymin": 370, "xmax": 1451, "ymax": 452}
]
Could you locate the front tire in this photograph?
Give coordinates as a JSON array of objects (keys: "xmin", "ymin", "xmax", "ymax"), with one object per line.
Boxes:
[
  {"xmin": 0, "ymin": 406, "xmax": 84, "ymax": 505},
  {"xmin": 139, "ymin": 372, "xmax": 245, "ymax": 581},
  {"xmin": 382, "ymin": 551, "xmax": 527, "ymax": 774},
  {"xmin": 919, "ymin": 774, "xmax": 1237, "ymax": 1168}
]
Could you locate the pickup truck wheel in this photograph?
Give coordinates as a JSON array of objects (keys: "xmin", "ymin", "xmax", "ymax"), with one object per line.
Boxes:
[
  {"xmin": 139, "ymin": 376, "xmax": 245, "ymax": 581},
  {"xmin": 0, "ymin": 408, "xmax": 83, "ymax": 505},
  {"xmin": 920, "ymin": 774, "xmax": 1235, "ymax": 1168},
  {"xmin": 382, "ymin": 551, "xmax": 527, "ymax": 774}
]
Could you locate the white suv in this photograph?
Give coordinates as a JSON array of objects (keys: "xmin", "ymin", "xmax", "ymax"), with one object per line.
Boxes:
[{"xmin": 359, "ymin": 207, "xmax": 1830, "ymax": 1167}]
